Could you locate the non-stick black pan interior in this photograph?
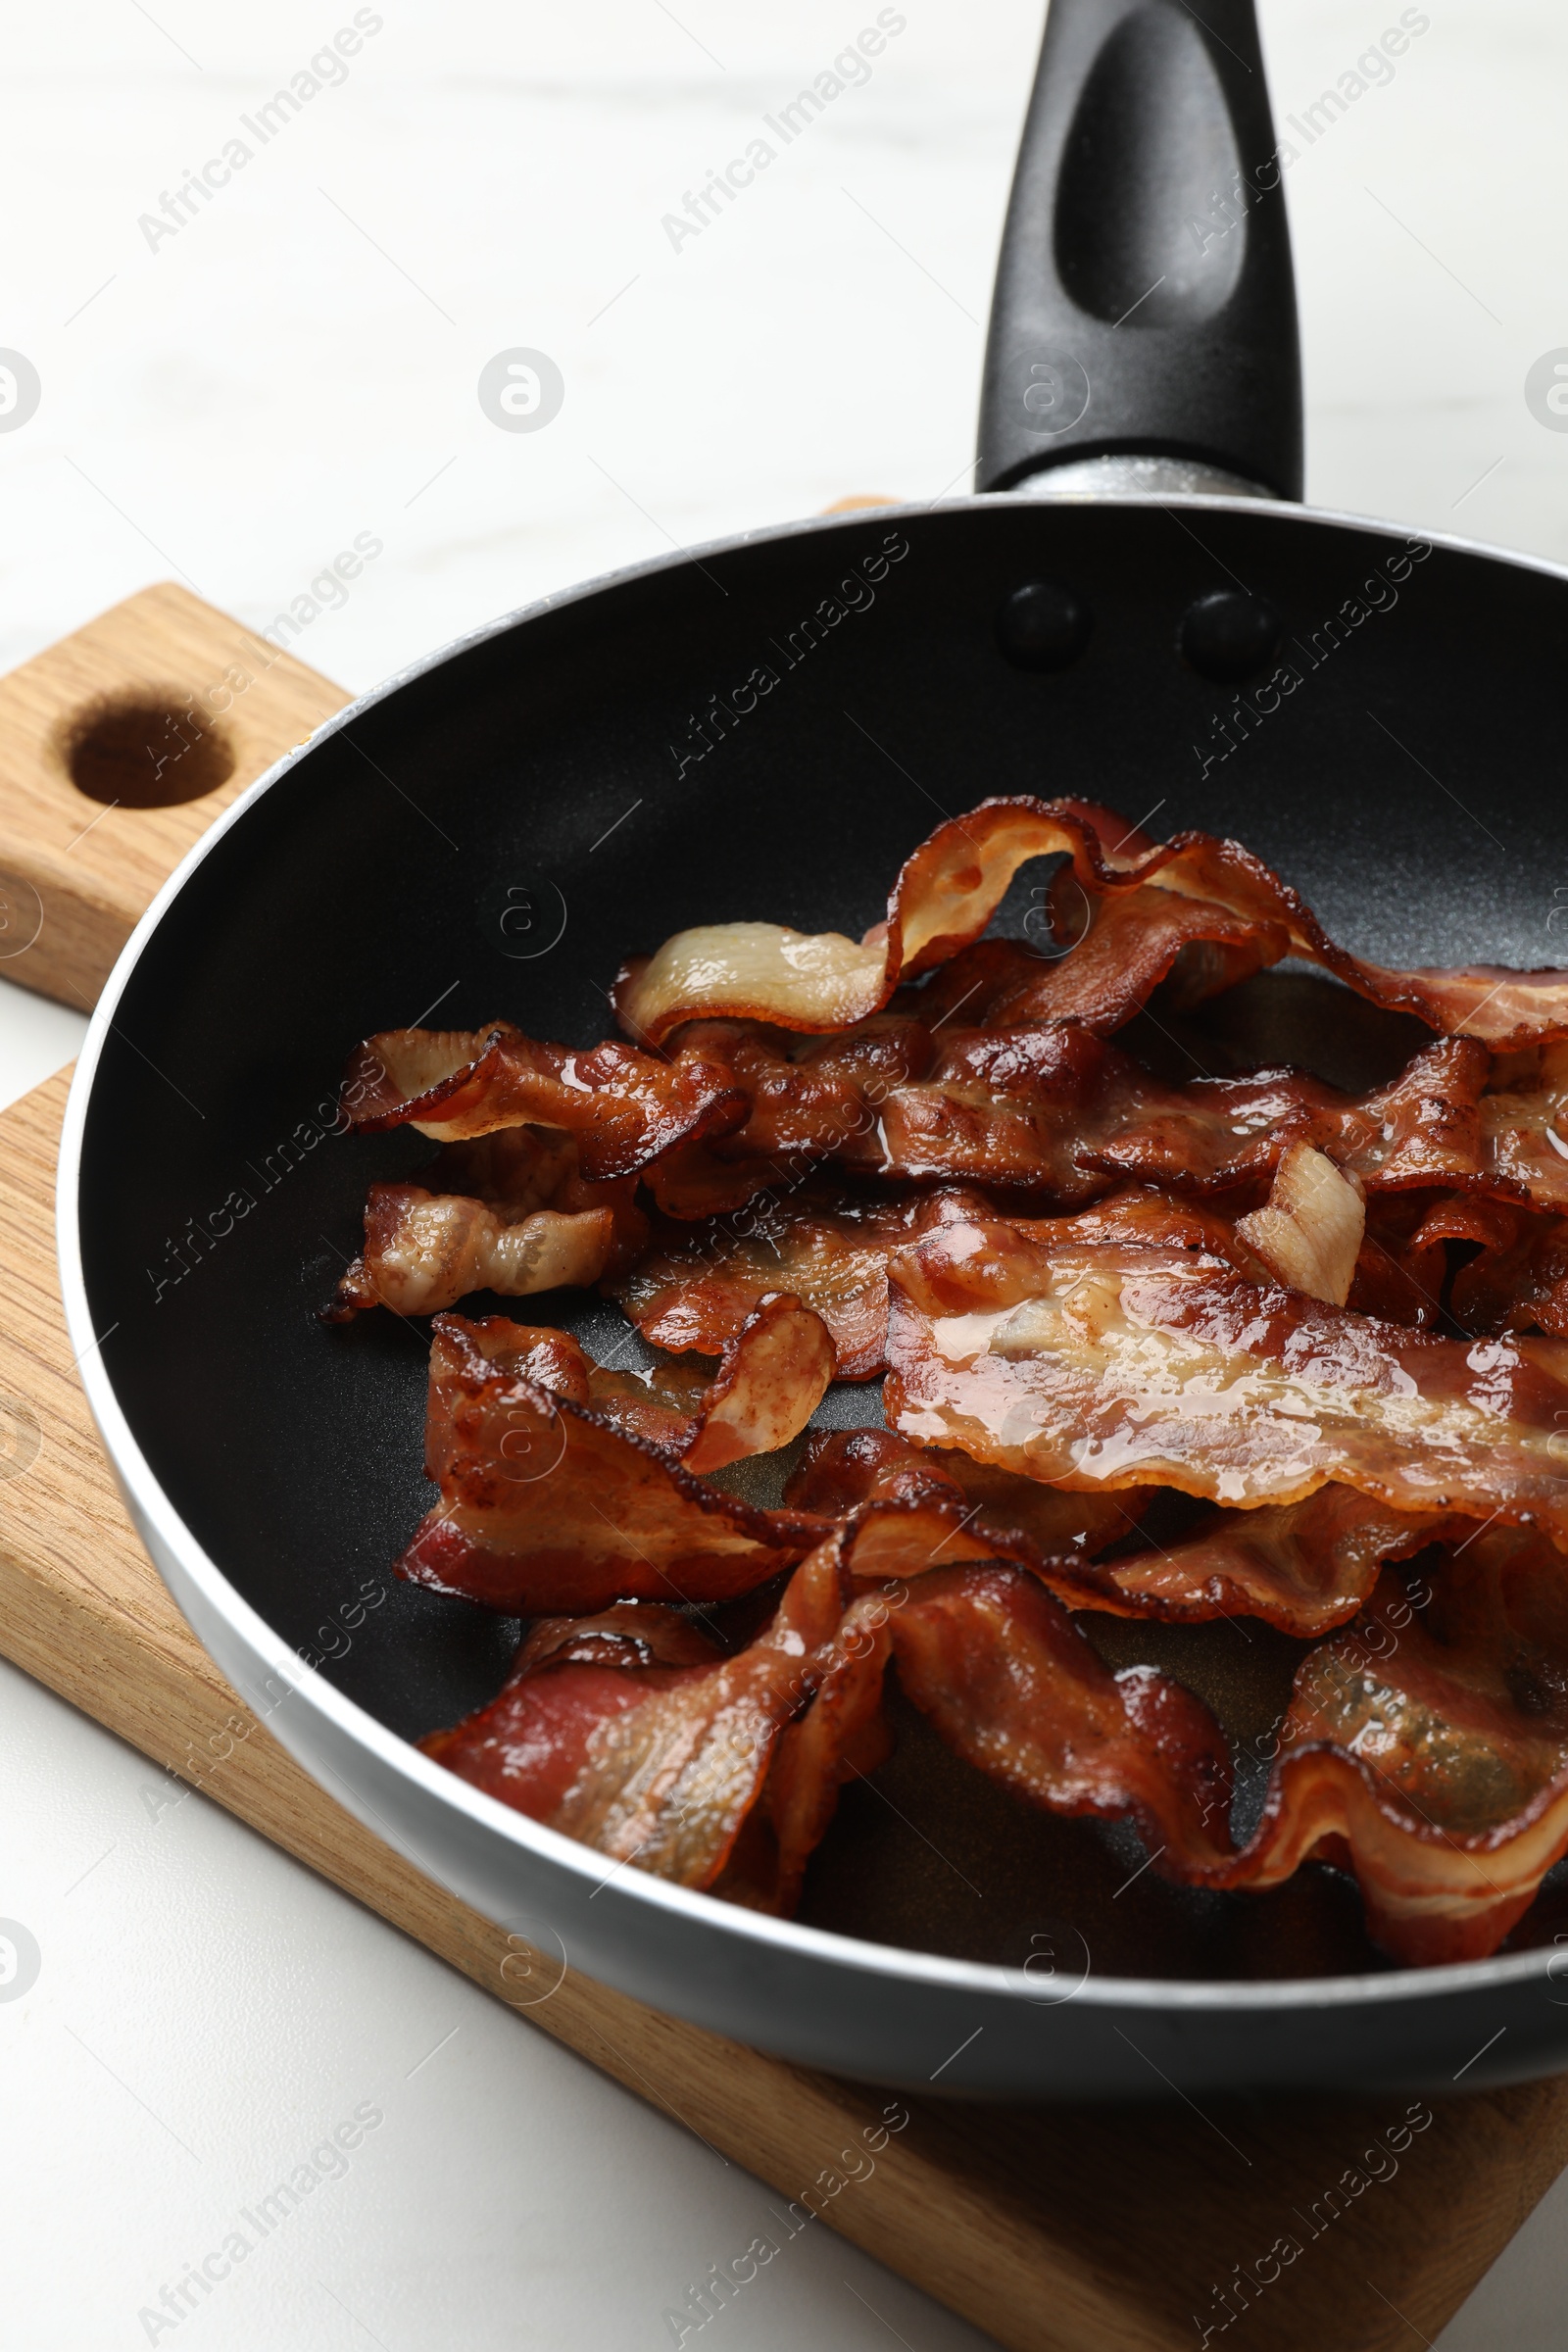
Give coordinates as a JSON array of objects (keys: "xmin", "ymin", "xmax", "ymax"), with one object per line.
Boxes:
[{"xmin": 77, "ymin": 497, "xmax": 1568, "ymax": 1985}]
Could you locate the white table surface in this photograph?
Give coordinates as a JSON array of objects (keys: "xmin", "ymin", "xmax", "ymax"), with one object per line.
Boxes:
[{"xmin": 3, "ymin": 4, "xmax": 1567, "ymax": 2344}]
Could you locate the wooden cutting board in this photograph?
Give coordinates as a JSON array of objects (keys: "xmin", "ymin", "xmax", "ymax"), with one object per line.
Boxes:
[{"xmin": 3, "ymin": 585, "xmax": 1567, "ymax": 2352}]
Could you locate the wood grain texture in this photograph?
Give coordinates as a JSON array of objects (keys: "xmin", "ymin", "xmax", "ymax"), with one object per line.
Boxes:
[
  {"xmin": 0, "ymin": 582, "xmax": 349, "ymax": 1008},
  {"xmin": 2, "ymin": 1066, "xmax": 1566, "ymax": 2352}
]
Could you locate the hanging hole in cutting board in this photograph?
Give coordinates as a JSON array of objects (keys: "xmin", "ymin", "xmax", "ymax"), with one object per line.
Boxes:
[{"xmin": 60, "ymin": 691, "xmax": 236, "ymax": 808}]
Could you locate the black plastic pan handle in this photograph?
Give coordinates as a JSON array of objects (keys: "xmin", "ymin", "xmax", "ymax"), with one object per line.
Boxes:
[{"xmin": 977, "ymin": 0, "xmax": 1302, "ymax": 498}]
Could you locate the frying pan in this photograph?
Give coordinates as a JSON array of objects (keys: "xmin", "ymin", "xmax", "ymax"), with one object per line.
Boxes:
[{"xmin": 58, "ymin": 0, "xmax": 1568, "ymax": 2100}]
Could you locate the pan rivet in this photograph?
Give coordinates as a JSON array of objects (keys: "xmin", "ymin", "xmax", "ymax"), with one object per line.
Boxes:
[
  {"xmin": 995, "ymin": 580, "xmax": 1092, "ymax": 672},
  {"xmin": 1180, "ymin": 589, "xmax": 1283, "ymax": 682}
]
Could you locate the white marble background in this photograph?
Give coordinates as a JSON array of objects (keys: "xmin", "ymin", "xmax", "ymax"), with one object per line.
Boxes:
[{"xmin": 2, "ymin": 3, "xmax": 1567, "ymax": 2345}]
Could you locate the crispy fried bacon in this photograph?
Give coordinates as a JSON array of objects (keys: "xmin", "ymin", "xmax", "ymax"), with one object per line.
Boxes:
[
  {"xmin": 762, "ymin": 1582, "xmax": 898, "ymax": 1913},
  {"xmin": 1057, "ymin": 1485, "xmax": 1462, "ymax": 1638},
  {"xmin": 615, "ymin": 1176, "xmax": 1391, "ymax": 1386},
  {"xmin": 341, "ymin": 1020, "xmax": 747, "ymax": 1176},
  {"xmin": 909, "ymin": 885, "xmax": 1288, "ymax": 1034},
  {"xmin": 885, "ymin": 1212, "xmax": 1568, "ymax": 1538},
  {"xmin": 414, "ymin": 1411, "xmax": 1568, "ymax": 1955},
  {"xmin": 887, "ymin": 1564, "xmax": 1235, "ymax": 1870},
  {"xmin": 1216, "ymin": 1536, "xmax": 1568, "ymax": 1963},
  {"xmin": 1021, "ymin": 840, "xmax": 1568, "ymax": 1051},
  {"xmin": 420, "ymin": 1538, "xmax": 1236, "ymax": 1905},
  {"xmin": 639, "ymin": 1023, "xmax": 1565, "ymax": 1228},
  {"xmin": 337, "ymin": 1008, "xmax": 1566, "ymax": 1308},
  {"xmin": 785, "ymin": 1426, "xmax": 1145, "ymax": 1562},
  {"xmin": 652, "ymin": 1025, "xmax": 1563, "ymax": 1220},
  {"xmin": 737, "ymin": 1547, "xmax": 1242, "ymax": 1886},
  {"xmin": 1480, "ymin": 1045, "xmax": 1568, "ymax": 1213},
  {"xmin": 860, "ymin": 1534, "xmax": 1568, "ymax": 1962},
  {"xmin": 612, "ymin": 1186, "xmax": 990, "ymax": 1377},
  {"xmin": 325, "ymin": 1127, "xmax": 649, "ymax": 1319},
  {"xmin": 613, "ymin": 799, "xmax": 1151, "ymax": 1045},
  {"xmin": 786, "ymin": 1429, "xmax": 1455, "ymax": 1638},
  {"xmin": 421, "ymin": 1544, "xmax": 849, "ymax": 1895},
  {"xmin": 870, "ymin": 1020, "xmax": 1250, "ymax": 1197},
  {"xmin": 397, "ymin": 1312, "xmax": 828, "ymax": 1614},
  {"xmin": 1452, "ymin": 1208, "xmax": 1568, "ymax": 1340},
  {"xmin": 498, "ymin": 1296, "xmax": 835, "ymax": 1474},
  {"xmin": 504, "ymin": 1298, "xmax": 830, "ymax": 1474},
  {"xmin": 341, "ymin": 789, "xmax": 1568, "ymax": 1967},
  {"xmin": 865, "ymin": 1026, "xmax": 1496, "ymax": 1204},
  {"xmin": 662, "ymin": 1014, "xmax": 933, "ymax": 1161},
  {"xmin": 1235, "ymin": 1143, "xmax": 1365, "ymax": 1306},
  {"xmin": 327, "ymin": 1189, "xmax": 613, "ymax": 1319},
  {"xmin": 422, "ymin": 1604, "xmax": 723, "ymax": 1817},
  {"xmin": 627, "ymin": 1013, "xmax": 936, "ymax": 1217},
  {"xmin": 612, "ymin": 797, "xmax": 1568, "ymax": 1050}
]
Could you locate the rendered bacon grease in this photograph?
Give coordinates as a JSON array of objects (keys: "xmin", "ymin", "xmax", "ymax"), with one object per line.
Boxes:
[{"xmin": 331, "ymin": 797, "xmax": 1568, "ymax": 1967}]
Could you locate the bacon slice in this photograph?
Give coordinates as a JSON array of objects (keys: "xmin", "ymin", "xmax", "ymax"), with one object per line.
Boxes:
[
  {"xmin": 856, "ymin": 1533, "xmax": 1568, "ymax": 1963},
  {"xmin": 692, "ymin": 1296, "xmax": 833, "ymax": 1471},
  {"xmin": 629, "ymin": 1013, "xmax": 936, "ymax": 1216},
  {"xmin": 1235, "ymin": 1143, "xmax": 1365, "ymax": 1306},
  {"xmin": 612, "ymin": 797, "xmax": 1568, "ymax": 1050},
  {"xmin": 887, "ymin": 1564, "xmax": 1233, "ymax": 1870},
  {"xmin": 340, "ymin": 1010, "xmax": 932, "ymax": 1220},
  {"xmin": 421, "ymin": 1604, "xmax": 723, "ymax": 1811},
  {"xmin": 612, "ymin": 1186, "xmax": 992, "ymax": 1378},
  {"xmin": 483, "ymin": 1295, "xmax": 835, "ymax": 1475},
  {"xmin": 868, "ymin": 1026, "xmax": 1486, "ymax": 1202},
  {"xmin": 1480, "ymin": 1044, "xmax": 1568, "ymax": 1213},
  {"xmin": 787, "ymin": 1428, "xmax": 1458, "ymax": 1637},
  {"xmin": 1057, "ymin": 1485, "xmax": 1463, "ymax": 1637},
  {"xmin": 341, "ymin": 1021, "xmax": 747, "ymax": 1176},
  {"xmin": 739, "ymin": 1548, "xmax": 1241, "ymax": 1907},
  {"xmin": 341, "ymin": 793, "xmax": 1568, "ymax": 1969},
  {"xmin": 327, "ymin": 1187, "xmax": 617, "ymax": 1318},
  {"xmin": 612, "ymin": 799, "xmax": 1151, "ymax": 1045},
  {"xmin": 422, "ymin": 1537, "xmax": 1237, "ymax": 1904},
  {"xmin": 1032, "ymin": 820, "xmax": 1568, "ymax": 1049},
  {"xmin": 487, "ymin": 1301, "xmax": 829, "ymax": 1475},
  {"xmin": 1451, "ymin": 1208, "xmax": 1568, "ymax": 1341},
  {"xmin": 654, "ymin": 1021, "xmax": 1507, "ymax": 1219},
  {"xmin": 662, "ymin": 1014, "xmax": 933, "ymax": 1162},
  {"xmin": 336, "ymin": 1021, "xmax": 1564, "ymax": 1312},
  {"xmin": 645, "ymin": 1027, "xmax": 1561, "ymax": 1224},
  {"xmin": 762, "ymin": 1582, "xmax": 899, "ymax": 1913},
  {"xmin": 885, "ymin": 1211, "xmax": 1568, "ymax": 1538},
  {"xmin": 1217, "ymin": 1535, "xmax": 1568, "ymax": 1963},
  {"xmin": 785, "ymin": 1425, "xmax": 1144, "ymax": 1560},
  {"xmin": 397, "ymin": 1313, "xmax": 827, "ymax": 1614},
  {"xmin": 325, "ymin": 1127, "xmax": 649, "ymax": 1320},
  {"xmin": 422, "ymin": 1543, "xmax": 850, "ymax": 1893},
  {"xmin": 805, "ymin": 1529, "xmax": 1568, "ymax": 1959},
  {"xmin": 729, "ymin": 1518, "xmax": 1087, "ymax": 1911},
  {"xmin": 918, "ymin": 884, "xmax": 1289, "ymax": 1034},
  {"xmin": 871, "ymin": 1022, "xmax": 1169, "ymax": 1197},
  {"xmin": 416, "ymin": 1425, "xmax": 1568, "ymax": 1956},
  {"xmin": 648, "ymin": 1183, "xmax": 1279, "ymax": 1381},
  {"xmin": 615, "ymin": 1178, "xmax": 1286, "ymax": 1394}
]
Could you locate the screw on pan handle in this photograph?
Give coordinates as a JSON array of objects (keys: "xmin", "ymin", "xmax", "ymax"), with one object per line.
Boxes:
[{"xmin": 976, "ymin": 0, "xmax": 1302, "ymax": 499}]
